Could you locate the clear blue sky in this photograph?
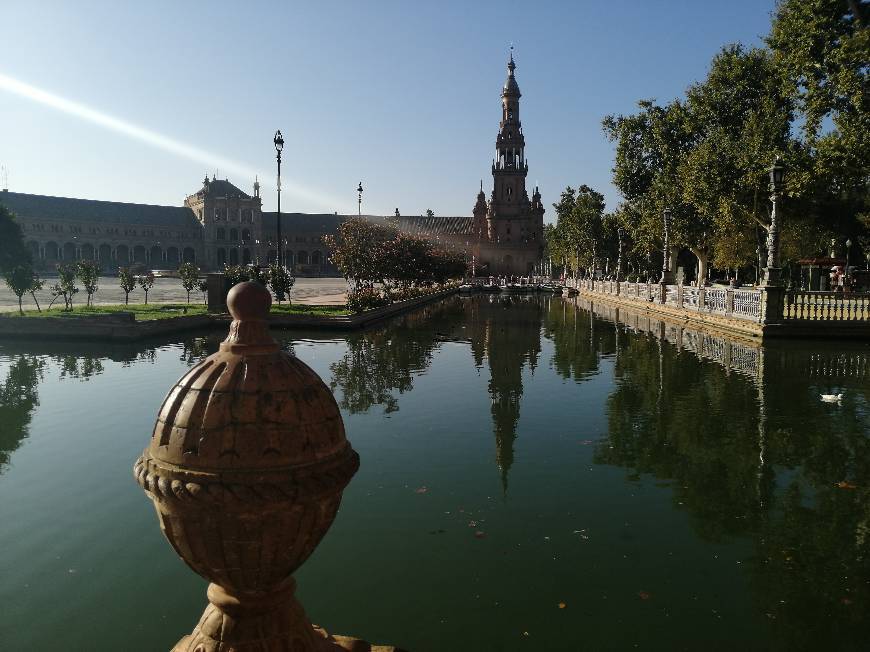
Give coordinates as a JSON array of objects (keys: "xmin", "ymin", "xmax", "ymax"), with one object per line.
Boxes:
[{"xmin": 1, "ymin": 0, "xmax": 775, "ymax": 220}]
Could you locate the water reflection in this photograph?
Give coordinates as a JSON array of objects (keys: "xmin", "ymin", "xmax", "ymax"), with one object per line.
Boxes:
[
  {"xmin": 0, "ymin": 356, "xmax": 44, "ymax": 473},
  {"xmin": 1, "ymin": 295, "xmax": 869, "ymax": 648},
  {"xmin": 468, "ymin": 295, "xmax": 542, "ymax": 493},
  {"xmin": 328, "ymin": 302, "xmax": 467, "ymax": 414}
]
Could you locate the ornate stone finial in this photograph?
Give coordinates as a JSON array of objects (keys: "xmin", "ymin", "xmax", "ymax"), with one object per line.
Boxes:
[{"xmin": 134, "ymin": 280, "xmax": 360, "ymax": 651}]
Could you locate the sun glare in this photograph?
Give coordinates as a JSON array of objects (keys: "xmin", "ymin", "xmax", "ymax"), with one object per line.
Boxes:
[{"xmin": 0, "ymin": 72, "xmax": 340, "ymax": 211}]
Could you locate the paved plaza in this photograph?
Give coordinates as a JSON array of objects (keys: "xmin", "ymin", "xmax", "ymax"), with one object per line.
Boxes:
[{"xmin": 0, "ymin": 276, "xmax": 348, "ymax": 311}]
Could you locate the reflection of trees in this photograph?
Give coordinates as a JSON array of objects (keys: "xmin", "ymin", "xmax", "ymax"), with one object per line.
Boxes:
[
  {"xmin": 0, "ymin": 356, "xmax": 44, "ymax": 473},
  {"xmin": 469, "ymin": 295, "xmax": 542, "ymax": 493},
  {"xmin": 588, "ymin": 306, "xmax": 870, "ymax": 648},
  {"xmin": 329, "ymin": 299, "xmax": 467, "ymax": 414},
  {"xmin": 58, "ymin": 355, "xmax": 104, "ymax": 380},
  {"xmin": 543, "ymin": 296, "xmax": 608, "ymax": 382}
]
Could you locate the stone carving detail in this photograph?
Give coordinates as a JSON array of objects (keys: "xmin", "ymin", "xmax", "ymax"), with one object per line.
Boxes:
[{"xmin": 135, "ymin": 281, "xmax": 360, "ymax": 651}]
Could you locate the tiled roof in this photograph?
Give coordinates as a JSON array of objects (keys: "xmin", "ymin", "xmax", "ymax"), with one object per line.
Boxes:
[
  {"xmin": 0, "ymin": 191, "xmax": 200, "ymax": 227},
  {"xmin": 397, "ymin": 215, "xmax": 473, "ymax": 236},
  {"xmin": 260, "ymin": 212, "xmax": 473, "ymax": 237},
  {"xmin": 260, "ymin": 212, "xmax": 348, "ymax": 233}
]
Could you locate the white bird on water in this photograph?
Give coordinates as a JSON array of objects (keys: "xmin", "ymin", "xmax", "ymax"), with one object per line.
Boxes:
[{"xmin": 820, "ymin": 393, "xmax": 843, "ymax": 403}]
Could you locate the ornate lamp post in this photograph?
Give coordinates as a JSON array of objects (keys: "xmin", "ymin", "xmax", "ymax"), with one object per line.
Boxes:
[
  {"xmin": 616, "ymin": 227, "xmax": 624, "ymax": 281},
  {"xmin": 659, "ymin": 208, "xmax": 674, "ymax": 285},
  {"xmin": 274, "ymin": 130, "xmax": 284, "ymax": 267},
  {"xmin": 357, "ymin": 182, "xmax": 363, "ymax": 216},
  {"xmin": 762, "ymin": 156, "xmax": 785, "ymax": 285},
  {"xmin": 135, "ymin": 282, "xmax": 360, "ymax": 650}
]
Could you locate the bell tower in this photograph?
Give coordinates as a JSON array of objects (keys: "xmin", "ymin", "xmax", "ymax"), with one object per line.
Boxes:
[{"xmin": 477, "ymin": 50, "xmax": 544, "ymax": 275}]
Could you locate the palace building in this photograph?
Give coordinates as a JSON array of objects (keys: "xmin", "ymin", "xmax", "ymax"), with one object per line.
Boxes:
[{"xmin": 0, "ymin": 53, "xmax": 543, "ymax": 276}]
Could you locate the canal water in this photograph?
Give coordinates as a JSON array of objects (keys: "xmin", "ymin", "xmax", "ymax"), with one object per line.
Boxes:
[{"xmin": 1, "ymin": 295, "xmax": 868, "ymax": 651}]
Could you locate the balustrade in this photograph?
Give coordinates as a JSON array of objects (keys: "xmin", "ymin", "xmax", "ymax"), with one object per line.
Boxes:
[
  {"xmin": 732, "ymin": 289, "xmax": 762, "ymax": 321},
  {"xmin": 784, "ymin": 291, "xmax": 870, "ymax": 321}
]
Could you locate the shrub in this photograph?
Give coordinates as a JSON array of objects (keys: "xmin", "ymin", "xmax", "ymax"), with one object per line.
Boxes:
[{"xmin": 346, "ymin": 288, "xmax": 390, "ymax": 313}]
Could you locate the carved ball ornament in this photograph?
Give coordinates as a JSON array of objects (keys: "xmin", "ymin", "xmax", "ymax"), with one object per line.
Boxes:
[{"xmin": 135, "ymin": 281, "xmax": 359, "ymax": 651}]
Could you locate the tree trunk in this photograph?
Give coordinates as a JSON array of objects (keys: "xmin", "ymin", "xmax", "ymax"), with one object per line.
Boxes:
[
  {"xmin": 18, "ymin": 294, "xmax": 23, "ymax": 315},
  {"xmin": 689, "ymin": 247, "xmax": 709, "ymax": 287},
  {"xmin": 31, "ymin": 291, "xmax": 41, "ymax": 312}
]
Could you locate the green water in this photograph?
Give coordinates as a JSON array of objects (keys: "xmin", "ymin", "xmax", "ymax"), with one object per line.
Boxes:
[{"xmin": 1, "ymin": 295, "xmax": 869, "ymax": 651}]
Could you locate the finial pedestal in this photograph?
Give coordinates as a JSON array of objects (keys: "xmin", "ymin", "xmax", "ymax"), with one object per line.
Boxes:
[{"xmin": 135, "ymin": 281, "xmax": 360, "ymax": 651}]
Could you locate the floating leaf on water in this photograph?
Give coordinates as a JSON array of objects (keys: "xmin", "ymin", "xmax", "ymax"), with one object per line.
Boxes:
[
  {"xmin": 558, "ymin": 602, "xmax": 566, "ymax": 609},
  {"xmin": 837, "ymin": 481, "xmax": 857, "ymax": 490}
]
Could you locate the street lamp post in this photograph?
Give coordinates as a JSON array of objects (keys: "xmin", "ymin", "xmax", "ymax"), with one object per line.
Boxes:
[
  {"xmin": 357, "ymin": 182, "xmax": 363, "ymax": 216},
  {"xmin": 660, "ymin": 208, "xmax": 674, "ymax": 285},
  {"xmin": 763, "ymin": 156, "xmax": 785, "ymax": 286},
  {"xmin": 274, "ymin": 130, "xmax": 284, "ymax": 267}
]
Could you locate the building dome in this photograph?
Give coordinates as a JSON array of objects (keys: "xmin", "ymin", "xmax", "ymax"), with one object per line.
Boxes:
[{"xmin": 502, "ymin": 53, "xmax": 521, "ymax": 97}]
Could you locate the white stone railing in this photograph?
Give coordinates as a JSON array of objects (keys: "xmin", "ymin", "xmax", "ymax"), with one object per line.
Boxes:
[
  {"xmin": 704, "ymin": 288, "xmax": 727, "ymax": 314},
  {"xmin": 783, "ymin": 291, "xmax": 870, "ymax": 321},
  {"xmin": 733, "ymin": 289, "xmax": 762, "ymax": 320},
  {"xmin": 578, "ymin": 281, "xmax": 765, "ymax": 322}
]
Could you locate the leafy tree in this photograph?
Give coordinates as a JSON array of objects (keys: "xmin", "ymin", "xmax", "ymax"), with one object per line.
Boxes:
[
  {"xmin": 0, "ymin": 204, "xmax": 29, "ymax": 274},
  {"xmin": 546, "ymin": 185, "xmax": 607, "ymax": 277},
  {"xmin": 75, "ymin": 260, "xmax": 100, "ymax": 307},
  {"xmin": 322, "ymin": 218, "xmax": 393, "ymax": 292},
  {"xmin": 768, "ymin": 0, "xmax": 869, "ymax": 194},
  {"xmin": 268, "ymin": 263, "xmax": 295, "ymax": 304},
  {"xmin": 138, "ymin": 271, "xmax": 155, "ymax": 304},
  {"xmin": 56, "ymin": 264, "xmax": 78, "ymax": 310},
  {"xmin": 118, "ymin": 267, "xmax": 136, "ymax": 305},
  {"xmin": 198, "ymin": 279, "xmax": 208, "ymax": 305},
  {"xmin": 2, "ymin": 263, "xmax": 41, "ymax": 314},
  {"xmin": 223, "ymin": 264, "xmax": 250, "ymax": 286},
  {"xmin": 178, "ymin": 262, "xmax": 199, "ymax": 304}
]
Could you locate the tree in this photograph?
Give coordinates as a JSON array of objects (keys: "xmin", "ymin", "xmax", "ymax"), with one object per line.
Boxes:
[
  {"xmin": 118, "ymin": 267, "xmax": 136, "ymax": 305},
  {"xmin": 0, "ymin": 204, "xmax": 29, "ymax": 274},
  {"xmin": 322, "ymin": 218, "xmax": 394, "ymax": 292},
  {"xmin": 2, "ymin": 264, "xmax": 41, "ymax": 314},
  {"xmin": 178, "ymin": 262, "xmax": 199, "ymax": 304},
  {"xmin": 268, "ymin": 263, "xmax": 295, "ymax": 304},
  {"xmin": 56, "ymin": 264, "xmax": 79, "ymax": 310},
  {"xmin": 75, "ymin": 260, "xmax": 100, "ymax": 307},
  {"xmin": 768, "ymin": 0, "xmax": 869, "ymax": 194},
  {"xmin": 138, "ymin": 271, "xmax": 155, "ymax": 304}
]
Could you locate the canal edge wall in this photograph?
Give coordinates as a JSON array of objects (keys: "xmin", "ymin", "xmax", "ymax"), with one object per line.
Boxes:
[{"xmin": 0, "ymin": 288, "xmax": 458, "ymax": 342}]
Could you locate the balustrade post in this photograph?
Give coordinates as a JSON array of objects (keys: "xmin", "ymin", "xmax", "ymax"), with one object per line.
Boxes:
[
  {"xmin": 133, "ymin": 282, "xmax": 395, "ymax": 651},
  {"xmin": 725, "ymin": 288, "xmax": 735, "ymax": 317},
  {"xmin": 759, "ymin": 286, "xmax": 785, "ymax": 325},
  {"xmin": 677, "ymin": 283, "xmax": 684, "ymax": 307},
  {"xmin": 698, "ymin": 287, "xmax": 706, "ymax": 312}
]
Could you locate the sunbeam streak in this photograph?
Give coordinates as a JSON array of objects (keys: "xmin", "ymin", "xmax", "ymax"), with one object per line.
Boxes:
[{"xmin": 0, "ymin": 72, "xmax": 342, "ymax": 211}]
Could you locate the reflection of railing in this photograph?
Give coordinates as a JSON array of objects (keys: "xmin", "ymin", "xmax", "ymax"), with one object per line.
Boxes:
[
  {"xmin": 807, "ymin": 352, "xmax": 869, "ymax": 378},
  {"xmin": 784, "ymin": 291, "xmax": 870, "ymax": 321}
]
